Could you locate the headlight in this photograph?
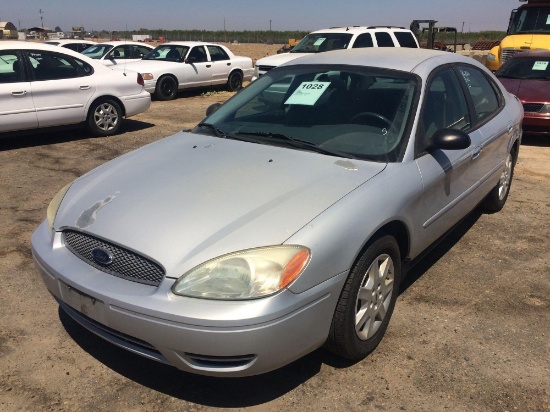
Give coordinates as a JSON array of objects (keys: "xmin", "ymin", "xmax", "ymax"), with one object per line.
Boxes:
[
  {"xmin": 46, "ymin": 182, "xmax": 72, "ymax": 235},
  {"xmin": 142, "ymin": 73, "xmax": 154, "ymax": 80},
  {"xmin": 487, "ymin": 53, "xmax": 496, "ymax": 61},
  {"xmin": 172, "ymin": 245, "xmax": 311, "ymax": 300}
]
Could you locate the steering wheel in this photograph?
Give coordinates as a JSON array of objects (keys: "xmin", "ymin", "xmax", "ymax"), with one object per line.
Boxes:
[{"xmin": 350, "ymin": 112, "xmax": 392, "ymax": 128}]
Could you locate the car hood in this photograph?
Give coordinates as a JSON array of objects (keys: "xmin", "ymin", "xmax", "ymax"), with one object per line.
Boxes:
[
  {"xmin": 498, "ymin": 77, "xmax": 550, "ymax": 104},
  {"xmin": 55, "ymin": 132, "xmax": 386, "ymax": 277},
  {"xmin": 256, "ymin": 53, "xmax": 306, "ymax": 67}
]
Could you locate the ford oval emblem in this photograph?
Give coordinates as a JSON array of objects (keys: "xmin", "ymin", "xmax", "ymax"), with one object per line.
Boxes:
[{"xmin": 91, "ymin": 247, "xmax": 113, "ymax": 265}]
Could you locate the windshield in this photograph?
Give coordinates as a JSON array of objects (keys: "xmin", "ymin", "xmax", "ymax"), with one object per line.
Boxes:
[
  {"xmin": 143, "ymin": 45, "xmax": 189, "ymax": 61},
  {"xmin": 509, "ymin": 7, "xmax": 550, "ymax": 34},
  {"xmin": 290, "ymin": 33, "xmax": 353, "ymax": 53},
  {"xmin": 194, "ymin": 65, "xmax": 418, "ymax": 162},
  {"xmin": 496, "ymin": 56, "xmax": 550, "ymax": 80},
  {"xmin": 81, "ymin": 44, "xmax": 112, "ymax": 59}
]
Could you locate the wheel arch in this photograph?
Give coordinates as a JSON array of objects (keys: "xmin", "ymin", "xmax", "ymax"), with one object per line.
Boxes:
[
  {"xmin": 353, "ymin": 220, "xmax": 411, "ymax": 271},
  {"xmin": 87, "ymin": 95, "xmax": 126, "ymax": 119},
  {"xmin": 158, "ymin": 73, "xmax": 179, "ymax": 87}
]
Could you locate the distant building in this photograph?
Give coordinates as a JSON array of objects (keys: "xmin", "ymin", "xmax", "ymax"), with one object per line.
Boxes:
[{"xmin": 0, "ymin": 22, "xmax": 18, "ymax": 39}]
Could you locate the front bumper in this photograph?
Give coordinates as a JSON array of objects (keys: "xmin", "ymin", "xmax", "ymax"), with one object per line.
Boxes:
[
  {"xmin": 31, "ymin": 221, "xmax": 345, "ymax": 377},
  {"xmin": 522, "ymin": 113, "xmax": 550, "ymax": 135},
  {"xmin": 143, "ymin": 79, "xmax": 157, "ymax": 94}
]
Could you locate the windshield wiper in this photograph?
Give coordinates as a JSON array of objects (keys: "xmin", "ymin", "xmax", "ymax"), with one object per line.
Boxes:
[
  {"xmin": 197, "ymin": 122, "xmax": 226, "ymax": 138},
  {"xmin": 237, "ymin": 131, "xmax": 357, "ymax": 159}
]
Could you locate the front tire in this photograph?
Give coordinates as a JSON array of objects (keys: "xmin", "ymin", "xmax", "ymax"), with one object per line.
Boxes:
[
  {"xmin": 87, "ymin": 98, "xmax": 122, "ymax": 137},
  {"xmin": 155, "ymin": 75, "xmax": 178, "ymax": 100},
  {"xmin": 227, "ymin": 71, "xmax": 243, "ymax": 92},
  {"xmin": 482, "ymin": 147, "xmax": 516, "ymax": 213},
  {"xmin": 326, "ymin": 235, "xmax": 401, "ymax": 360}
]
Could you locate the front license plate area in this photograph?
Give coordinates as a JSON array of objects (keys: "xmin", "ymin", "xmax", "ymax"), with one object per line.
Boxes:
[{"xmin": 59, "ymin": 281, "xmax": 107, "ymax": 325}]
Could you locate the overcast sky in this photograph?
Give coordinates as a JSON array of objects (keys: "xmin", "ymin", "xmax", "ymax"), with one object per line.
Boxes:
[{"xmin": 2, "ymin": 0, "xmax": 521, "ymax": 32}]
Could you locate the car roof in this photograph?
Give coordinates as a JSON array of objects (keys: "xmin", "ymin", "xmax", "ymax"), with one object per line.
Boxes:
[
  {"xmin": 163, "ymin": 41, "xmax": 219, "ymax": 47},
  {"xmin": 282, "ymin": 47, "xmax": 484, "ymax": 74},
  {"xmin": 45, "ymin": 39, "xmax": 97, "ymax": 45},
  {"xmin": 0, "ymin": 40, "xmax": 112, "ymax": 70},
  {"xmin": 99, "ymin": 41, "xmax": 154, "ymax": 47},
  {"xmin": 311, "ymin": 26, "xmax": 411, "ymax": 35}
]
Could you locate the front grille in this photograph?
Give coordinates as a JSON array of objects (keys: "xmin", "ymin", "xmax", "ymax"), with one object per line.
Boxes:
[
  {"xmin": 63, "ymin": 230, "xmax": 165, "ymax": 286},
  {"xmin": 523, "ymin": 103, "xmax": 544, "ymax": 113},
  {"xmin": 257, "ymin": 65, "xmax": 276, "ymax": 73},
  {"xmin": 501, "ymin": 48, "xmax": 523, "ymax": 64}
]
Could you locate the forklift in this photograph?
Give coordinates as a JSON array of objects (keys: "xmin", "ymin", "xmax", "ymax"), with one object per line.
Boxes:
[{"xmin": 410, "ymin": 20, "xmax": 458, "ymax": 52}]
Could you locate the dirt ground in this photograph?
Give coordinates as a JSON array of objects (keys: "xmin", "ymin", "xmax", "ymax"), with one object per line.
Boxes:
[{"xmin": 0, "ymin": 43, "xmax": 549, "ymax": 412}]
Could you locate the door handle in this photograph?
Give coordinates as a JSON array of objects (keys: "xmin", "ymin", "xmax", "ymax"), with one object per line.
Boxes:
[
  {"xmin": 80, "ymin": 85, "xmax": 91, "ymax": 90},
  {"xmin": 471, "ymin": 145, "xmax": 482, "ymax": 160},
  {"xmin": 227, "ymin": 62, "xmax": 231, "ymax": 66},
  {"xmin": 206, "ymin": 65, "xmax": 211, "ymax": 68},
  {"xmin": 12, "ymin": 91, "xmax": 27, "ymax": 96},
  {"xmin": 507, "ymin": 122, "xmax": 513, "ymax": 132}
]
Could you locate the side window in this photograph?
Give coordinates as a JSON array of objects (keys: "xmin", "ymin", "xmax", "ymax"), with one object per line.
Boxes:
[
  {"xmin": 457, "ymin": 66, "xmax": 501, "ymax": 123},
  {"xmin": 72, "ymin": 58, "xmax": 94, "ymax": 76},
  {"xmin": 63, "ymin": 44, "xmax": 79, "ymax": 52},
  {"xmin": 134, "ymin": 46, "xmax": 151, "ymax": 58},
  {"xmin": 27, "ymin": 51, "xmax": 80, "ymax": 81},
  {"xmin": 394, "ymin": 32, "xmax": 418, "ymax": 48},
  {"xmin": 109, "ymin": 46, "xmax": 127, "ymax": 59},
  {"xmin": 375, "ymin": 32, "xmax": 395, "ymax": 47},
  {"xmin": 419, "ymin": 68, "xmax": 471, "ymax": 153},
  {"xmin": 0, "ymin": 51, "xmax": 23, "ymax": 83},
  {"xmin": 352, "ymin": 33, "xmax": 374, "ymax": 48},
  {"xmin": 187, "ymin": 46, "xmax": 208, "ymax": 63},
  {"xmin": 207, "ymin": 46, "xmax": 230, "ymax": 62}
]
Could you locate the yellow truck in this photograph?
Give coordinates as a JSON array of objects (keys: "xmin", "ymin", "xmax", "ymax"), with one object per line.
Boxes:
[{"xmin": 486, "ymin": 0, "xmax": 550, "ymax": 70}]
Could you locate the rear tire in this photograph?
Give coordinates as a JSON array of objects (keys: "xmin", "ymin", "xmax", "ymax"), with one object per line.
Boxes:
[
  {"xmin": 326, "ymin": 235, "xmax": 401, "ymax": 360},
  {"xmin": 155, "ymin": 76, "xmax": 178, "ymax": 100},
  {"xmin": 482, "ymin": 147, "xmax": 516, "ymax": 213},
  {"xmin": 87, "ymin": 98, "xmax": 122, "ymax": 137},
  {"xmin": 227, "ymin": 71, "xmax": 243, "ymax": 92}
]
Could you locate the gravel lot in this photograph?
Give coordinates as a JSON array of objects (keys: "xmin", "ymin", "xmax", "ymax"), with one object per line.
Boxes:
[{"xmin": 0, "ymin": 43, "xmax": 549, "ymax": 412}]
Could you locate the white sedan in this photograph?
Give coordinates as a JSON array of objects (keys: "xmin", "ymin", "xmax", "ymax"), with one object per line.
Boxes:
[
  {"xmin": 0, "ymin": 41, "xmax": 151, "ymax": 137},
  {"xmin": 44, "ymin": 39, "xmax": 98, "ymax": 53},
  {"xmin": 121, "ymin": 41, "xmax": 254, "ymax": 100},
  {"xmin": 81, "ymin": 41, "xmax": 154, "ymax": 67}
]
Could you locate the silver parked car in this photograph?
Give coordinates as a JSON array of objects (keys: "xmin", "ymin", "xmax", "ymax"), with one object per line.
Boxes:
[{"xmin": 32, "ymin": 48, "xmax": 522, "ymax": 377}]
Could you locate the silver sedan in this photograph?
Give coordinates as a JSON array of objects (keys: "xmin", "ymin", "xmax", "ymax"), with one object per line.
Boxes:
[{"xmin": 32, "ymin": 48, "xmax": 522, "ymax": 377}]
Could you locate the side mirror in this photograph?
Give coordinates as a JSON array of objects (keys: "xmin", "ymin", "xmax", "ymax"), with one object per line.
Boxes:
[
  {"xmin": 206, "ymin": 103, "xmax": 222, "ymax": 116},
  {"xmin": 431, "ymin": 128, "xmax": 471, "ymax": 150}
]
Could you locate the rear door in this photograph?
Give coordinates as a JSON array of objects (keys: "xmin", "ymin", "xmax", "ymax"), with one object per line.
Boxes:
[
  {"xmin": 26, "ymin": 50, "xmax": 96, "ymax": 127},
  {"xmin": 206, "ymin": 45, "xmax": 233, "ymax": 85},
  {"xmin": 455, "ymin": 65, "xmax": 510, "ymax": 187},
  {"xmin": 0, "ymin": 50, "xmax": 38, "ymax": 132}
]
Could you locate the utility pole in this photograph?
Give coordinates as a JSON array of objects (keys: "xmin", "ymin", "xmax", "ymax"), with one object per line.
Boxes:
[
  {"xmin": 39, "ymin": 9, "xmax": 44, "ymax": 39},
  {"xmin": 224, "ymin": 17, "xmax": 226, "ymax": 43}
]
